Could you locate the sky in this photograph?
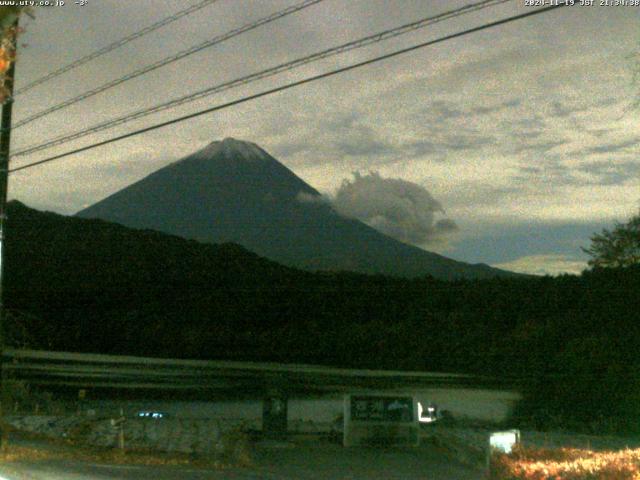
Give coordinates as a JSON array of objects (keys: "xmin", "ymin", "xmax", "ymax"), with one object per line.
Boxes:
[{"xmin": 6, "ymin": 0, "xmax": 640, "ymax": 275}]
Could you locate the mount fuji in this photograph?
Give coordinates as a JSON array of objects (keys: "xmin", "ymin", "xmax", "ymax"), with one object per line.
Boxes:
[{"xmin": 77, "ymin": 138, "xmax": 513, "ymax": 279}]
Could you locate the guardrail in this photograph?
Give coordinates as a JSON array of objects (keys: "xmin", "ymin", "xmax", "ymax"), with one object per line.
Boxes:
[{"xmin": 2, "ymin": 348, "xmax": 493, "ymax": 393}]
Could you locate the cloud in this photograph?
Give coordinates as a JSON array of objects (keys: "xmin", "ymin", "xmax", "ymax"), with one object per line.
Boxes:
[
  {"xmin": 424, "ymin": 98, "xmax": 522, "ymax": 127},
  {"xmin": 587, "ymin": 128, "xmax": 613, "ymax": 138},
  {"xmin": 581, "ymin": 137, "xmax": 640, "ymax": 155},
  {"xmin": 428, "ymin": 101, "xmax": 464, "ymax": 121},
  {"xmin": 296, "ymin": 191, "xmax": 329, "ymax": 204},
  {"xmin": 331, "ymin": 172, "xmax": 458, "ymax": 246},
  {"xmin": 407, "ymin": 140, "xmax": 438, "ymax": 157},
  {"xmin": 443, "ymin": 133, "xmax": 496, "ymax": 151},
  {"xmin": 511, "ymin": 139, "xmax": 570, "ymax": 154},
  {"xmin": 549, "ymin": 97, "xmax": 620, "ymax": 118},
  {"xmin": 550, "ymin": 101, "xmax": 577, "ymax": 118},
  {"xmin": 434, "ymin": 218, "xmax": 458, "ymax": 232},
  {"xmin": 492, "ymin": 254, "xmax": 588, "ymax": 276},
  {"xmin": 268, "ymin": 113, "xmax": 400, "ymax": 167},
  {"xmin": 335, "ymin": 125, "xmax": 396, "ymax": 157},
  {"xmin": 574, "ymin": 159, "xmax": 640, "ymax": 186},
  {"xmin": 512, "ymin": 150, "xmax": 639, "ymax": 188},
  {"xmin": 469, "ymin": 99, "xmax": 520, "ymax": 116}
]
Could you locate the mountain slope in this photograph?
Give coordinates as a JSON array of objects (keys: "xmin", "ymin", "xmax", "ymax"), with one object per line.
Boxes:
[
  {"xmin": 77, "ymin": 138, "xmax": 513, "ymax": 279},
  {"xmin": 4, "ymin": 200, "xmax": 305, "ymax": 356}
]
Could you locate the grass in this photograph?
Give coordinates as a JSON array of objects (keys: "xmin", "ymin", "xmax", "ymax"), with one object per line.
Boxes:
[
  {"xmin": 0, "ymin": 443, "xmax": 223, "ymax": 468},
  {"xmin": 0, "ymin": 425, "xmax": 253, "ymax": 470},
  {"xmin": 490, "ymin": 444, "xmax": 640, "ymax": 479}
]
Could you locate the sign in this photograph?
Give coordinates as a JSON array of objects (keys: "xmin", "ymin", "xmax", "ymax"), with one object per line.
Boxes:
[
  {"xmin": 489, "ymin": 429, "xmax": 520, "ymax": 454},
  {"xmin": 351, "ymin": 396, "xmax": 414, "ymax": 422},
  {"xmin": 343, "ymin": 394, "xmax": 419, "ymax": 447}
]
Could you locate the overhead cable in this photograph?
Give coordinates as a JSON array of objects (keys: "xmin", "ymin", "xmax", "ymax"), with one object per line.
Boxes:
[
  {"xmin": 13, "ymin": 0, "xmax": 512, "ymax": 157},
  {"xmin": 10, "ymin": 2, "xmax": 572, "ymax": 174},
  {"xmin": 15, "ymin": 0, "xmax": 221, "ymax": 95},
  {"xmin": 12, "ymin": 0, "xmax": 326, "ymax": 128}
]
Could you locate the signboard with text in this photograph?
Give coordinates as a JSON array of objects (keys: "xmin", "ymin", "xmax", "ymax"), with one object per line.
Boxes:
[{"xmin": 343, "ymin": 394, "xmax": 419, "ymax": 447}]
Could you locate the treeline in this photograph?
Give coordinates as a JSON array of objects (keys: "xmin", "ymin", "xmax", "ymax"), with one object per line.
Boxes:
[{"xmin": 4, "ymin": 201, "xmax": 640, "ymax": 433}]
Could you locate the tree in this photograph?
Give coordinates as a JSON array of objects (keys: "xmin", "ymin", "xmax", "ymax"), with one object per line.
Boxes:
[
  {"xmin": 583, "ymin": 209, "xmax": 640, "ymax": 268},
  {"xmin": 0, "ymin": 6, "xmax": 31, "ymax": 102}
]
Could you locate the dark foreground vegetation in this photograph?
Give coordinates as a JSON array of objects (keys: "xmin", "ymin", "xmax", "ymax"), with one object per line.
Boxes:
[
  {"xmin": 4, "ymin": 201, "xmax": 640, "ymax": 434},
  {"xmin": 490, "ymin": 445, "xmax": 640, "ymax": 480}
]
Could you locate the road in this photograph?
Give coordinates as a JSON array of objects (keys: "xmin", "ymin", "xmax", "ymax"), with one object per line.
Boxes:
[
  {"xmin": 0, "ymin": 443, "xmax": 482, "ymax": 479},
  {"xmin": 0, "ymin": 461, "xmax": 278, "ymax": 480}
]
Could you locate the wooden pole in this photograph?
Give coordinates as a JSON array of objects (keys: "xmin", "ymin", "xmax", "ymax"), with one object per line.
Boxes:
[{"xmin": 0, "ymin": 18, "xmax": 19, "ymax": 451}]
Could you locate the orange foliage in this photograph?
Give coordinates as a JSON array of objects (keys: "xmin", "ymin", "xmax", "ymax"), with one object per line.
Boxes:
[
  {"xmin": 490, "ymin": 445, "xmax": 640, "ymax": 480},
  {"xmin": 0, "ymin": 7, "xmax": 29, "ymax": 103}
]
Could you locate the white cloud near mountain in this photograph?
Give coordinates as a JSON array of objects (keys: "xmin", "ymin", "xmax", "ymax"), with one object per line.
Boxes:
[{"xmin": 331, "ymin": 172, "xmax": 458, "ymax": 246}]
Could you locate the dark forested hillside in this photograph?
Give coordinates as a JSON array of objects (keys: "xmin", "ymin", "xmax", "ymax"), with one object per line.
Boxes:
[{"xmin": 5, "ymin": 200, "xmax": 640, "ymax": 432}]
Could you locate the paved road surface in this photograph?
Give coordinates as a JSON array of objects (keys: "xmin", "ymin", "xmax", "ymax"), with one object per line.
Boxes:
[
  {"xmin": 0, "ymin": 445, "xmax": 481, "ymax": 479},
  {"xmin": 251, "ymin": 443, "xmax": 482, "ymax": 479},
  {"xmin": 0, "ymin": 461, "xmax": 273, "ymax": 480}
]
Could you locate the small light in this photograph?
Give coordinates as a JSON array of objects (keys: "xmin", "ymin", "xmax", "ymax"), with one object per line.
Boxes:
[{"xmin": 417, "ymin": 402, "xmax": 436, "ymax": 423}]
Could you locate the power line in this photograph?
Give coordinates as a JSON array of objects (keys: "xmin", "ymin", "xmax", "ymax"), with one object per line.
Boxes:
[
  {"xmin": 9, "ymin": 2, "xmax": 572, "ymax": 175},
  {"xmin": 13, "ymin": 0, "xmax": 512, "ymax": 158},
  {"xmin": 14, "ymin": 0, "xmax": 220, "ymax": 96},
  {"xmin": 12, "ymin": 0, "xmax": 326, "ymax": 129}
]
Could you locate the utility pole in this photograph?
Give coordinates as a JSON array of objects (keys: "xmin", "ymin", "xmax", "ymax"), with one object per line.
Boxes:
[{"xmin": 0, "ymin": 17, "xmax": 19, "ymax": 451}]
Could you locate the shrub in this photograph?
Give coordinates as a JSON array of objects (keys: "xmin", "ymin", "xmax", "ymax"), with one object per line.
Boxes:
[{"xmin": 489, "ymin": 444, "xmax": 640, "ymax": 479}]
